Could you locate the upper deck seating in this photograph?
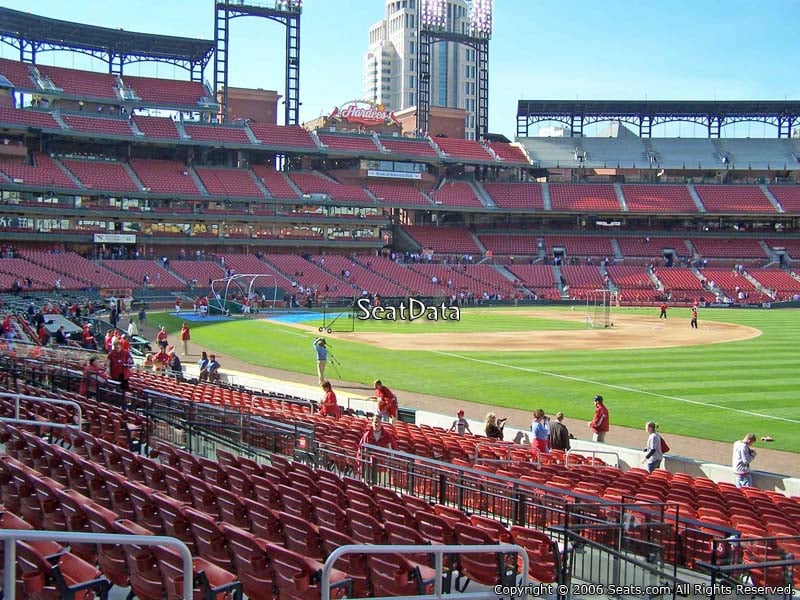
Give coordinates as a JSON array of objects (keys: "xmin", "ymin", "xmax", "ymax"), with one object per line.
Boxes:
[
  {"xmin": 379, "ymin": 137, "xmax": 438, "ymax": 158},
  {"xmin": 767, "ymin": 186, "xmax": 800, "ymax": 213},
  {"xmin": 367, "ymin": 181, "xmax": 432, "ymax": 206},
  {"xmin": 250, "ymin": 165, "xmax": 300, "ymax": 199},
  {"xmin": 544, "ymin": 235, "xmax": 614, "ymax": 258},
  {"xmin": 690, "ymin": 238, "xmax": 767, "ymax": 260},
  {"xmin": 289, "ymin": 171, "xmax": 372, "ymax": 202},
  {"xmin": 478, "ymin": 234, "xmax": 538, "ymax": 255},
  {"xmin": 61, "ymin": 114, "xmax": 135, "ymax": 136},
  {"xmin": 482, "ymin": 183, "xmax": 544, "ymax": 209},
  {"xmin": 249, "ymin": 124, "xmax": 317, "ymax": 150},
  {"xmin": 129, "ymin": 159, "xmax": 201, "ymax": 195},
  {"xmin": 124, "ymin": 75, "xmax": 210, "ymax": 108},
  {"xmin": 616, "ymin": 237, "xmax": 687, "ymax": 258},
  {"xmin": 194, "ymin": 167, "xmax": 265, "ymax": 198},
  {"xmin": 183, "ymin": 124, "xmax": 251, "ymax": 145},
  {"xmin": 623, "ymin": 185, "xmax": 698, "ymax": 213},
  {"xmin": 404, "ymin": 226, "xmax": 482, "ymax": 255},
  {"xmin": 432, "ymin": 137, "xmax": 493, "ymax": 161},
  {"xmin": 19, "ymin": 250, "xmax": 134, "ymax": 289},
  {"xmin": 485, "ymin": 141, "xmax": 529, "ymax": 164},
  {"xmin": 61, "ymin": 159, "xmax": 139, "ymax": 192},
  {"xmin": 694, "ymin": 186, "xmax": 776, "ymax": 213},
  {"xmin": 549, "ymin": 184, "xmax": 621, "ymax": 212},
  {"xmin": 0, "ymin": 257, "xmax": 85, "ymax": 290},
  {"xmin": 102, "ymin": 259, "xmax": 184, "ymax": 289},
  {"xmin": 36, "ymin": 64, "xmax": 119, "ymax": 100},
  {"xmin": 0, "ymin": 107, "xmax": 60, "ymax": 129},
  {"xmin": 0, "ymin": 153, "xmax": 79, "ymax": 189},
  {"xmin": 0, "ymin": 57, "xmax": 37, "ymax": 90},
  {"xmin": 131, "ymin": 116, "xmax": 181, "ymax": 140},
  {"xmin": 317, "ymin": 132, "xmax": 380, "ymax": 153},
  {"xmin": 429, "ymin": 180, "xmax": 483, "ymax": 208}
]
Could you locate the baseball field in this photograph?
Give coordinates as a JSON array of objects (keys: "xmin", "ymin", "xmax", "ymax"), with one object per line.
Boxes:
[{"xmin": 156, "ymin": 305, "xmax": 800, "ymax": 454}]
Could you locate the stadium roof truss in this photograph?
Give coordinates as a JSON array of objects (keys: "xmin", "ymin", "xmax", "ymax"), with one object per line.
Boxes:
[
  {"xmin": 0, "ymin": 7, "xmax": 215, "ymax": 81},
  {"xmin": 516, "ymin": 100, "xmax": 800, "ymax": 139}
]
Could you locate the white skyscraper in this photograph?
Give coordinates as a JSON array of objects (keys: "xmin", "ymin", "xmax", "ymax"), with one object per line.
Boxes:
[{"xmin": 364, "ymin": 0, "xmax": 479, "ymax": 139}]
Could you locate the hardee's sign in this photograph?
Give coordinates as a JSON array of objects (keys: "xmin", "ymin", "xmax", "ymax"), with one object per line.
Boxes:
[{"xmin": 330, "ymin": 101, "xmax": 400, "ymax": 127}]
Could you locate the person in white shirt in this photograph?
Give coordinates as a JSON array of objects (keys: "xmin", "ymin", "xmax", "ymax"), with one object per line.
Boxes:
[
  {"xmin": 732, "ymin": 433, "xmax": 757, "ymax": 488},
  {"xmin": 642, "ymin": 421, "xmax": 664, "ymax": 473}
]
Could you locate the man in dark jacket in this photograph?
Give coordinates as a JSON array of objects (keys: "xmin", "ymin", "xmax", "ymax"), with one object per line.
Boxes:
[{"xmin": 548, "ymin": 412, "xmax": 573, "ymax": 451}]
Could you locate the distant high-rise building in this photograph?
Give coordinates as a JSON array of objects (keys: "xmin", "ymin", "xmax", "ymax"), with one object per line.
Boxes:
[{"xmin": 364, "ymin": 0, "xmax": 478, "ymax": 140}]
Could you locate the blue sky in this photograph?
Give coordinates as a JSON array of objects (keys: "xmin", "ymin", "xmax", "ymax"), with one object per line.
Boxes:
[{"xmin": 1, "ymin": 0, "xmax": 797, "ymax": 139}]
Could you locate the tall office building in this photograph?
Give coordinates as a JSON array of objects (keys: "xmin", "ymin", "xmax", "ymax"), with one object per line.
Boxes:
[{"xmin": 364, "ymin": 0, "xmax": 479, "ymax": 140}]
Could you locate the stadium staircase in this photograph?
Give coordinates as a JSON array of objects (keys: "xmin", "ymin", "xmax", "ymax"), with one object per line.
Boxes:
[
  {"xmin": 613, "ymin": 183, "xmax": 628, "ymax": 211},
  {"xmin": 541, "ymin": 183, "xmax": 552, "ymax": 210},
  {"xmin": 470, "ymin": 231, "xmax": 488, "ymax": 256},
  {"xmin": 687, "ymin": 184, "xmax": 707, "ymax": 212},
  {"xmin": 760, "ymin": 184, "xmax": 785, "ymax": 213},
  {"xmin": 553, "ymin": 265, "xmax": 567, "ymax": 297},
  {"xmin": 308, "ymin": 129, "xmax": 325, "ymax": 149},
  {"xmin": 469, "ymin": 180, "xmax": 496, "ymax": 208},
  {"xmin": 244, "ymin": 125, "xmax": 260, "ymax": 145},
  {"xmin": 174, "ymin": 120, "xmax": 190, "ymax": 140},
  {"xmin": 758, "ymin": 241, "xmax": 781, "ymax": 266},
  {"xmin": 610, "ymin": 239, "xmax": 623, "ymax": 261},
  {"xmin": 52, "ymin": 157, "xmax": 83, "ymax": 188},
  {"xmin": 122, "ymin": 162, "xmax": 146, "ymax": 191},
  {"xmin": 50, "ymin": 110, "xmax": 68, "ymax": 129},
  {"xmin": 128, "ymin": 118, "xmax": 144, "ymax": 137},
  {"xmin": 187, "ymin": 167, "xmax": 209, "ymax": 196},
  {"xmin": 248, "ymin": 170, "xmax": 273, "ymax": 198}
]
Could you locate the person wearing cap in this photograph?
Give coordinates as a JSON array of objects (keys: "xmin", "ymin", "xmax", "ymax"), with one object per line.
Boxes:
[
  {"xmin": 207, "ymin": 354, "xmax": 221, "ymax": 383},
  {"xmin": 313, "ymin": 338, "xmax": 328, "ymax": 385},
  {"xmin": 588, "ymin": 395, "xmax": 610, "ymax": 443},
  {"xmin": 548, "ymin": 412, "xmax": 572, "ymax": 451},
  {"xmin": 449, "ymin": 409, "xmax": 472, "ymax": 435},
  {"xmin": 81, "ymin": 323, "xmax": 96, "ymax": 350}
]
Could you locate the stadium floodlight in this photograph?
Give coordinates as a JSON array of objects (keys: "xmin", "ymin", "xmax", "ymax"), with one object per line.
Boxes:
[
  {"xmin": 469, "ymin": 0, "xmax": 493, "ymax": 38},
  {"xmin": 420, "ymin": 0, "xmax": 447, "ymax": 30}
]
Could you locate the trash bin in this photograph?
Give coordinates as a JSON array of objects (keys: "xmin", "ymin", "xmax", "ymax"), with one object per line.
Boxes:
[{"xmin": 397, "ymin": 406, "xmax": 416, "ymax": 424}]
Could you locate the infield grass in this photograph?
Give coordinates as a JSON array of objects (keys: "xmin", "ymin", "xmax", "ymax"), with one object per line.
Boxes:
[{"xmin": 157, "ymin": 306, "xmax": 800, "ymax": 453}]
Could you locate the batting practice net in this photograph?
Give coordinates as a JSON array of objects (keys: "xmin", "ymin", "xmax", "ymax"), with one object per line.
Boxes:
[{"xmin": 586, "ymin": 289, "xmax": 613, "ymax": 328}]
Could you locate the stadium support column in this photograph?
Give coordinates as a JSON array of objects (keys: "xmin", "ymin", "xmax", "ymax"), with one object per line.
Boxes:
[
  {"xmin": 476, "ymin": 38, "xmax": 489, "ymax": 138},
  {"xmin": 417, "ymin": 31, "xmax": 433, "ymax": 136},
  {"xmin": 214, "ymin": 2, "xmax": 230, "ymax": 121},
  {"xmin": 285, "ymin": 11, "xmax": 300, "ymax": 126}
]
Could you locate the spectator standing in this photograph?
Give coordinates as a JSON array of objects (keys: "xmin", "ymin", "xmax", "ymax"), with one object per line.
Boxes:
[
  {"xmin": 531, "ymin": 409, "xmax": 550, "ymax": 455},
  {"xmin": 313, "ymin": 338, "xmax": 327, "ymax": 385},
  {"xmin": 156, "ymin": 326, "xmax": 168, "ymax": 350},
  {"xmin": 198, "ymin": 351, "xmax": 209, "ymax": 382},
  {"xmin": 359, "ymin": 415, "xmax": 397, "ymax": 451},
  {"xmin": 319, "ymin": 381, "xmax": 341, "ymax": 419},
  {"xmin": 207, "ymin": 354, "xmax": 221, "ymax": 383},
  {"xmin": 180, "ymin": 323, "xmax": 191, "ymax": 355},
  {"xmin": 127, "ymin": 319, "xmax": 139, "ymax": 338},
  {"xmin": 107, "ymin": 340, "xmax": 133, "ymax": 398},
  {"xmin": 484, "ymin": 413, "xmax": 506, "ymax": 440},
  {"xmin": 449, "ymin": 409, "xmax": 472, "ymax": 435},
  {"xmin": 588, "ymin": 395, "xmax": 610, "ymax": 443},
  {"xmin": 642, "ymin": 421, "xmax": 664, "ymax": 473},
  {"xmin": 137, "ymin": 306, "xmax": 147, "ymax": 333},
  {"xmin": 80, "ymin": 356, "xmax": 106, "ymax": 399},
  {"xmin": 732, "ymin": 433, "xmax": 757, "ymax": 488},
  {"xmin": 371, "ymin": 379, "xmax": 398, "ymax": 423},
  {"xmin": 548, "ymin": 412, "xmax": 572, "ymax": 451},
  {"xmin": 167, "ymin": 348, "xmax": 183, "ymax": 381}
]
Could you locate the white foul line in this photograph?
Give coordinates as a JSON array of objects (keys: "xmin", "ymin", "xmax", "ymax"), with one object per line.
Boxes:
[{"xmin": 430, "ymin": 350, "xmax": 800, "ymax": 425}]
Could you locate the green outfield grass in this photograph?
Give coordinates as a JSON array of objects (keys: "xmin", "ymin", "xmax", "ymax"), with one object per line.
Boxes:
[{"xmin": 156, "ymin": 307, "xmax": 800, "ymax": 453}]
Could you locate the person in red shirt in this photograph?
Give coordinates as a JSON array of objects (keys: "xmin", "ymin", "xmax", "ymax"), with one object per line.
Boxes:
[
  {"xmin": 156, "ymin": 326, "xmax": 168, "ymax": 350},
  {"xmin": 153, "ymin": 347, "xmax": 170, "ymax": 373},
  {"xmin": 119, "ymin": 333, "xmax": 131, "ymax": 352},
  {"xmin": 180, "ymin": 323, "xmax": 190, "ymax": 355},
  {"xmin": 319, "ymin": 381, "xmax": 341, "ymax": 419},
  {"xmin": 691, "ymin": 304, "xmax": 698, "ymax": 329},
  {"xmin": 80, "ymin": 356, "xmax": 107, "ymax": 399},
  {"xmin": 37, "ymin": 324, "xmax": 50, "ymax": 346},
  {"xmin": 359, "ymin": 415, "xmax": 397, "ymax": 451},
  {"xmin": 107, "ymin": 340, "xmax": 133, "ymax": 395},
  {"xmin": 588, "ymin": 395, "xmax": 610, "ymax": 443},
  {"xmin": 659, "ymin": 303, "xmax": 667, "ymax": 319},
  {"xmin": 371, "ymin": 379, "xmax": 398, "ymax": 423},
  {"xmin": 81, "ymin": 324, "xmax": 96, "ymax": 350}
]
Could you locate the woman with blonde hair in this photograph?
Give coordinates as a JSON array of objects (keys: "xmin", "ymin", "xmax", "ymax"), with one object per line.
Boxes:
[{"xmin": 484, "ymin": 412, "xmax": 506, "ymax": 440}]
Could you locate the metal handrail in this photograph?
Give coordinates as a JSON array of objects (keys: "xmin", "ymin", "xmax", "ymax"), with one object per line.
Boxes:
[
  {"xmin": 0, "ymin": 392, "xmax": 83, "ymax": 429},
  {"xmin": 565, "ymin": 448, "xmax": 619, "ymax": 468},
  {"xmin": 1, "ymin": 530, "xmax": 192, "ymax": 600},
  {"xmin": 320, "ymin": 543, "xmax": 529, "ymax": 600}
]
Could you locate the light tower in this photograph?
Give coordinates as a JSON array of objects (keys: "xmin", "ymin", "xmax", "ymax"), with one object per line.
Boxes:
[
  {"xmin": 418, "ymin": 0, "xmax": 492, "ymax": 138},
  {"xmin": 214, "ymin": 0, "xmax": 302, "ymax": 125}
]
